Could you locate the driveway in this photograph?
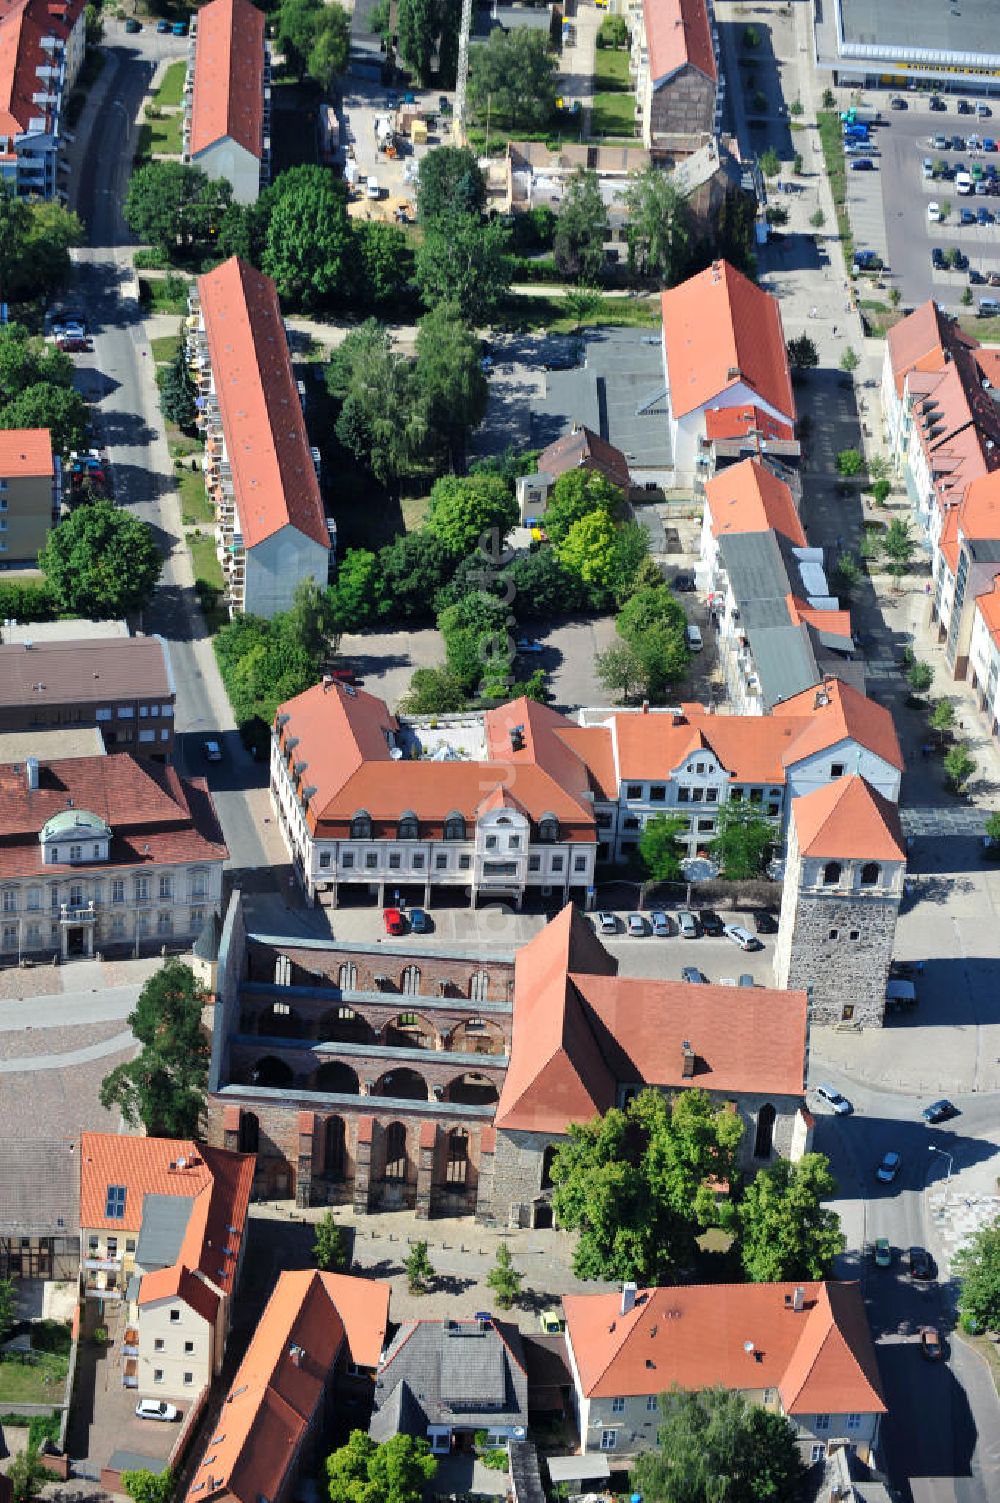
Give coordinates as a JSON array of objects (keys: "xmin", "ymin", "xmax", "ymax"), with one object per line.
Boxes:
[{"xmin": 68, "ymin": 1334, "xmax": 185, "ymax": 1470}]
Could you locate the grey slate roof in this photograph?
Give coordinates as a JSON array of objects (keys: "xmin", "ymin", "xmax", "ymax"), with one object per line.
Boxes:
[
  {"xmin": 135, "ymin": 1193, "xmax": 194, "ymax": 1271},
  {"xmin": 0, "ymin": 1139, "xmax": 79, "ymax": 1237},
  {"xmin": 532, "ymin": 330, "xmax": 673, "ymax": 471},
  {"xmin": 370, "ymin": 1318, "xmax": 529, "ymax": 1438}
]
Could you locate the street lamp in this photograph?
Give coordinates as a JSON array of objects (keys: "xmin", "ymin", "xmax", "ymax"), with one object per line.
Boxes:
[{"xmin": 928, "ymin": 1144, "xmax": 954, "ymax": 1182}]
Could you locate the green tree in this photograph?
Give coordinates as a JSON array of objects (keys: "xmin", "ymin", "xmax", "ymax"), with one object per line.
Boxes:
[
  {"xmin": 1, "ymin": 381, "xmax": 89, "ymax": 456},
  {"xmin": 98, "ymin": 962, "xmax": 210, "ymax": 1137},
  {"xmin": 286, "ymin": 576, "xmax": 333, "ymax": 661},
  {"xmin": 399, "ymin": 665, "xmax": 467, "ymax": 714},
  {"xmin": 486, "ymin": 1242, "xmax": 523, "ymax": 1309},
  {"xmin": 907, "ymin": 660, "xmax": 933, "ymax": 695},
  {"xmin": 326, "ymin": 547, "xmax": 383, "ymax": 632},
  {"xmin": 616, "ymin": 585, "xmax": 690, "ymax": 701},
  {"xmin": 810, "ymin": 207, "xmax": 826, "ymax": 229},
  {"xmin": 882, "ymin": 517, "xmax": 914, "ymax": 589},
  {"xmin": 944, "ymin": 745, "xmax": 976, "ymax": 792},
  {"xmin": 416, "ymin": 145, "xmax": 486, "ymax": 222},
  {"xmin": 738, "ymin": 1154, "xmax": 845, "ymax": 1283},
  {"xmin": 709, "ymin": 803, "xmax": 775, "ymax": 880},
  {"xmin": 597, "ymin": 13, "xmax": 628, "ymax": 47},
  {"xmin": 377, "ymin": 531, "xmax": 451, "ymax": 622},
  {"xmin": 929, "ymin": 698, "xmax": 955, "ymax": 741},
  {"xmin": 306, "ymin": 4, "xmax": 350, "ymax": 89},
  {"xmin": 326, "ymin": 321, "xmax": 427, "ymax": 484},
  {"xmin": 415, "ymin": 212, "xmax": 512, "ymax": 323},
  {"xmin": 9, "ymin": 1448, "xmax": 51, "ymax": 1503},
  {"xmin": 397, "ymin": 0, "xmax": 438, "ymax": 83},
  {"xmin": 327, "ymin": 1431, "xmax": 437, "ymax": 1503},
  {"xmin": 955, "ymin": 1216, "xmax": 1000, "ymax": 1333},
  {"xmin": 405, "ymin": 1240, "xmax": 435, "ymax": 1295},
  {"xmin": 985, "ymin": 810, "xmax": 1000, "ymax": 845},
  {"xmin": 506, "ymin": 548, "xmax": 594, "ymax": 618},
  {"xmin": 0, "ymin": 195, "xmax": 85, "ymax": 302},
  {"xmin": 39, "ymin": 500, "xmax": 162, "ymax": 616},
  {"xmin": 159, "ymin": 343, "xmax": 198, "ymax": 432},
  {"xmin": 787, "ymin": 333, "xmax": 818, "ymax": 370},
  {"xmin": 415, "ymin": 303, "xmax": 489, "ymax": 468},
  {"xmin": 638, "ymin": 813, "xmax": 687, "ymax": 882},
  {"xmin": 354, "ymin": 220, "xmax": 413, "ymax": 306},
  {"xmin": 867, "ymin": 455, "xmax": 890, "ymax": 482},
  {"xmin": 553, "ymin": 167, "xmax": 608, "ymax": 284},
  {"xmin": 0, "ymin": 183, "xmax": 30, "ymax": 297},
  {"xmin": 122, "ymin": 1470, "xmax": 174, "ymax": 1503},
  {"xmin": 0, "ymin": 1275, "xmax": 14, "ymax": 1339},
  {"xmin": 759, "ymin": 145, "xmax": 781, "ymax": 177},
  {"xmin": 556, "ymin": 508, "xmax": 621, "ymax": 591},
  {"xmin": 632, "ymin": 1387, "xmax": 806, "ymax": 1503},
  {"xmin": 313, "ymin": 1212, "xmax": 349, "ymax": 1272},
  {"xmin": 438, "ymin": 591, "xmax": 512, "ymax": 695},
  {"xmin": 427, "ymin": 473, "xmax": 517, "ymax": 559},
  {"xmin": 467, "ymin": 27, "xmax": 558, "ymax": 130},
  {"xmin": 609, "ymin": 521, "xmax": 652, "ymax": 604},
  {"xmin": 833, "ymin": 551, "xmax": 862, "ymax": 598},
  {"xmin": 124, "ymin": 161, "xmax": 232, "ymax": 257},
  {"xmin": 276, "ymin": 0, "xmax": 323, "ymax": 77},
  {"xmin": 551, "ymin": 1088, "xmax": 744, "ymax": 1283},
  {"xmin": 624, "ymin": 168, "xmax": 690, "ymax": 282},
  {"xmin": 543, "ymin": 467, "xmax": 624, "ymax": 546},
  {"xmin": 595, "ymin": 639, "xmax": 646, "ymax": 703},
  {"xmin": 836, "ymin": 447, "xmax": 864, "ymax": 477},
  {"xmin": 840, "ymin": 345, "xmax": 860, "ymax": 375},
  {"xmin": 262, "ymin": 167, "xmax": 355, "ymax": 311},
  {"xmin": 84, "ymin": 1, "xmax": 103, "ymax": 44},
  {"xmin": 872, "ymin": 478, "xmax": 891, "ymax": 506}
]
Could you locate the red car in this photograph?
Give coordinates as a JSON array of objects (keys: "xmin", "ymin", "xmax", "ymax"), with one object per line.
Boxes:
[
  {"xmin": 57, "ymin": 335, "xmax": 91, "ymax": 352},
  {"xmin": 383, "ymin": 908, "xmax": 406, "ymax": 936}
]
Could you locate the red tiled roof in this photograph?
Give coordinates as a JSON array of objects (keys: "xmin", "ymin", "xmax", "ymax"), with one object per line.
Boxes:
[
  {"xmin": 975, "ymin": 573, "xmax": 1000, "ymax": 644},
  {"xmin": 189, "ymin": 0, "xmax": 265, "ymax": 161},
  {"xmin": 786, "ymin": 596, "xmax": 853, "ymax": 644},
  {"xmin": 887, "ymin": 300, "xmax": 951, "ymax": 397},
  {"xmin": 791, "ymin": 775, "xmax": 906, "ymax": 861},
  {"xmin": 184, "ymin": 1270, "xmax": 390, "ymax": 1503},
  {"xmin": 563, "ymin": 1282, "xmax": 885, "ymax": 1414},
  {"xmin": 0, "ymin": 428, "xmax": 52, "ymax": 477},
  {"xmin": 703, "ymin": 406, "xmax": 793, "ymax": 443},
  {"xmin": 662, "ymin": 261, "xmax": 795, "ymax": 424},
  {"xmin": 704, "ymin": 457, "xmax": 805, "ymax": 547},
  {"xmin": 536, "ymin": 426, "xmax": 631, "ymax": 491},
  {"xmin": 643, "ymin": 0, "xmax": 716, "ymax": 84},
  {"xmin": 772, "ymin": 678, "xmax": 904, "ymax": 772},
  {"xmin": 139, "ymin": 1264, "xmax": 221, "ymax": 1326},
  {"xmin": 959, "ymin": 469, "xmax": 1000, "ymax": 540},
  {"xmin": 495, "ymin": 906, "xmax": 807, "ymax": 1133},
  {"xmin": 0, "ymin": 0, "xmax": 83, "ymax": 144},
  {"xmin": 0, "ymin": 754, "xmax": 227, "ymax": 879},
  {"xmin": 197, "ymin": 258, "xmax": 329, "ymax": 551}
]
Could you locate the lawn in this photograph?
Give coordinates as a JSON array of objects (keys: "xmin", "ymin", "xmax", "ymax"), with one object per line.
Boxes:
[
  {"xmin": 145, "ymin": 111, "xmax": 183, "ymax": 155},
  {"xmin": 0, "ymin": 1352, "xmax": 69, "ymax": 1406},
  {"xmin": 593, "ymin": 47, "xmax": 631, "ymax": 90},
  {"xmin": 188, "ymin": 531, "xmax": 228, "ymax": 633},
  {"xmin": 590, "ymin": 92, "xmax": 638, "ymax": 139},
  {"xmin": 140, "ymin": 275, "xmax": 192, "ymax": 315},
  {"xmin": 502, "ymin": 291, "xmax": 661, "ymax": 333},
  {"xmin": 151, "ymin": 332, "xmax": 181, "ymax": 364},
  {"xmin": 816, "ymin": 111, "xmax": 852, "ymax": 260},
  {"xmin": 153, "ymin": 59, "xmax": 187, "ymax": 109},
  {"xmin": 178, "ymin": 463, "xmax": 213, "ymax": 526}
]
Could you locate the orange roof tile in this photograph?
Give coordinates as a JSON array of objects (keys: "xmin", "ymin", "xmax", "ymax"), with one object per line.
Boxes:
[
  {"xmin": 662, "ymin": 261, "xmax": 795, "ymax": 424},
  {"xmin": 608, "ymin": 713, "xmax": 703, "ymax": 781},
  {"xmin": 786, "ymin": 597, "xmax": 853, "ymax": 643},
  {"xmin": 703, "ymin": 406, "xmax": 793, "ymax": 442},
  {"xmin": 185, "ymin": 1270, "xmax": 390, "ymax": 1503},
  {"xmin": 197, "ymin": 258, "xmax": 329, "ymax": 551},
  {"xmin": 975, "ymin": 574, "xmax": 1000, "ymax": 643},
  {"xmin": 704, "ymin": 457, "xmax": 805, "ymax": 547},
  {"xmin": 0, "ymin": 428, "xmax": 52, "ymax": 477},
  {"xmin": 0, "ymin": 0, "xmax": 84, "ymax": 142},
  {"xmin": 959, "ymin": 469, "xmax": 1000, "ymax": 540},
  {"xmin": 563, "ymin": 1282, "xmax": 885, "ymax": 1414},
  {"xmin": 139, "ymin": 1265, "xmax": 221, "ymax": 1326},
  {"xmin": 643, "ymin": 0, "xmax": 716, "ymax": 84},
  {"xmin": 552, "ymin": 724, "xmax": 618, "ymax": 799},
  {"xmin": 773, "ymin": 678, "xmax": 903, "ymax": 772},
  {"xmin": 887, "ymin": 301, "xmax": 950, "ymax": 397},
  {"xmin": 939, "ymin": 507, "xmax": 960, "ymax": 574},
  {"xmin": 189, "ymin": 0, "xmax": 265, "ymax": 161},
  {"xmin": 791, "ymin": 776, "xmax": 906, "ymax": 861}
]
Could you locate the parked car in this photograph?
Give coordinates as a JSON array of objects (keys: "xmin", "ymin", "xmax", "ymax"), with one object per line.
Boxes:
[
  {"xmin": 681, "ymin": 966, "xmax": 706, "ymax": 984},
  {"xmin": 874, "ymin": 1238, "xmax": 892, "ymax": 1268},
  {"xmin": 698, "ymin": 908, "xmax": 725, "ymax": 936},
  {"xmin": 202, "ymin": 739, "xmax": 222, "ymax": 762},
  {"xmin": 724, "ymin": 923, "xmax": 761, "ymax": 951},
  {"xmin": 596, "ymin": 911, "xmax": 618, "ymax": 935},
  {"xmin": 978, "ymin": 206, "xmax": 993, "ymax": 224},
  {"xmin": 960, "ymin": 209, "xmax": 976, "ymax": 225},
  {"xmin": 958, "ymin": 98, "xmax": 973, "ymax": 114},
  {"xmin": 408, "ymin": 907, "xmax": 432, "ymax": 934},
  {"xmin": 816, "ymin": 1083, "xmax": 853, "ymax": 1115},
  {"xmin": 907, "ymin": 1246, "xmax": 935, "ymax": 1281},
  {"xmin": 383, "ymin": 907, "xmax": 406, "ymax": 936},
  {"xmin": 171, "ymin": 19, "xmax": 187, "ymax": 33},
  {"xmin": 920, "ymin": 1326, "xmax": 943, "ymax": 1361},
  {"xmin": 677, "ymin": 910, "xmax": 700, "ymax": 939},
  {"xmin": 124, "ymin": 17, "xmax": 141, "ymax": 31},
  {"xmin": 927, "ymin": 201, "xmax": 941, "ymax": 222},
  {"xmin": 922, "ymin": 1098, "xmax": 959, "ymax": 1125},
  {"xmin": 751, "ymin": 910, "xmax": 778, "ymax": 935},
  {"xmin": 889, "ymin": 96, "xmax": 906, "ymax": 110},
  {"xmin": 539, "ymin": 1311, "xmax": 564, "ymax": 1334},
  {"xmin": 672, "ymin": 573, "xmax": 696, "ymax": 592},
  {"xmin": 626, "ymin": 912, "xmax": 646, "ymax": 937},
  {"xmin": 956, "ymin": 171, "xmax": 974, "ymax": 194},
  {"xmin": 156, "ymin": 18, "xmax": 170, "ymax": 30},
  {"xmin": 850, "ymin": 158, "xmax": 874, "ymax": 171},
  {"xmin": 932, "ymin": 134, "xmax": 948, "ymax": 150},
  {"xmin": 516, "ymin": 638, "xmax": 544, "ymax": 654},
  {"xmin": 853, "ymin": 249, "xmax": 880, "ymax": 268},
  {"xmin": 952, "ymin": 134, "xmax": 967, "ymax": 151},
  {"xmin": 953, "ymin": 249, "xmax": 970, "ymax": 270},
  {"xmin": 985, "ymin": 137, "xmax": 998, "ymax": 151},
  {"xmin": 970, "ymin": 268, "xmax": 985, "ymax": 285},
  {"xmin": 932, "ymin": 247, "xmax": 946, "ymax": 270},
  {"xmin": 876, "ymin": 1151, "xmax": 902, "ymax": 1184},
  {"xmin": 650, "ymin": 910, "xmax": 672, "ymax": 937},
  {"xmin": 136, "ymin": 1399, "xmax": 177, "ymax": 1421}
]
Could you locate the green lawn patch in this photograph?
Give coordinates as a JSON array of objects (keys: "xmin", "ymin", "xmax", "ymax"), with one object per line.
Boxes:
[
  {"xmin": 139, "ymin": 275, "xmax": 192, "ymax": 315},
  {"xmin": 150, "ymin": 332, "xmax": 181, "ymax": 364},
  {"xmin": 817, "ymin": 110, "xmax": 852, "ymax": 262},
  {"xmin": 959, "ymin": 314, "xmax": 1000, "ymax": 341},
  {"xmin": 0, "ymin": 1351, "xmax": 69, "ymax": 1406},
  {"xmin": 154, "ymin": 59, "xmax": 187, "ymax": 109},
  {"xmin": 501, "ymin": 292, "xmax": 660, "ymax": 334},
  {"xmin": 188, "ymin": 530, "xmax": 227, "ymax": 633},
  {"xmin": 178, "ymin": 463, "xmax": 213, "ymax": 526},
  {"xmin": 589, "ymin": 92, "xmax": 637, "ymax": 139},
  {"xmin": 146, "ymin": 111, "xmax": 183, "ymax": 155},
  {"xmin": 593, "ymin": 47, "xmax": 630, "ymax": 90}
]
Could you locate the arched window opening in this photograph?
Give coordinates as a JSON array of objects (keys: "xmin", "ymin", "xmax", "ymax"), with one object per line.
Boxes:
[
  {"xmin": 446, "ymin": 1130, "xmax": 468, "ymax": 1185},
  {"xmin": 754, "ymin": 1103, "xmax": 776, "ymax": 1159},
  {"xmin": 384, "ymin": 1122, "xmax": 407, "ymax": 1181}
]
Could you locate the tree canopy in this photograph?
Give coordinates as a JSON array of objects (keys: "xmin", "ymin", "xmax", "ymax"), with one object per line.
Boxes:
[
  {"xmin": 262, "ymin": 167, "xmax": 354, "ymax": 312},
  {"xmin": 554, "ymin": 167, "xmax": 609, "ymax": 283},
  {"xmin": 737, "ymin": 1154, "xmax": 845, "ymax": 1283},
  {"xmin": 122, "ymin": 1471, "xmax": 175, "ymax": 1503},
  {"xmin": 417, "ymin": 146, "xmax": 486, "ymax": 222},
  {"xmin": 39, "ymin": 500, "xmax": 162, "ymax": 616},
  {"xmin": 275, "ymin": 0, "xmax": 349, "ymax": 85},
  {"xmin": 955, "ymin": 1214, "xmax": 1000, "ymax": 1333},
  {"xmin": 638, "ymin": 812, "xmax": 687, "ymax": 881},
  {"xmin": 0, "ymin": 186, "xmax": 84, "ymax": 303},
  {"xmin": 415, "ymin": 211, "xmax": 512, "ymax": 323},
  {"xmin": 468, "ymin": 27, "xmax": 558, "ymax": 129},
  {"xmin": 543, "ymin": 468, "xmax": 625, "ymax": 545},
  {"xmin": 327, "ymin": 1431, "xmax": 437, "ymax": 1503},
  {"xmin": 397, "ymin": 0, "xmax": 460, "ymax": 84},
  {"xmin": 709, "ymin": 803, "xmax": 775, "ymax": 879},
  {"xmin": 354, "ymin": 220, "xmax": 413, "ymax": 307},
  {"xmin": 550, "ymin": 1087, "xmax": 743, "ymax": 1282},
  {"xmin": 413, "ymin": 304, "xmax": 489, "ymax": 468},
  {"xmin": 631, "ymin": 1387, "xmax": 806, "ymax": 1503},
  {"xmin": 624, "ymin": 168, "xmax": 691, "ymax": 283},
  {"xmin": 99, "ymin": 962, "xmax": 211, "ymax": 1137},
  {"xmin": 124, "ymin": 162, "xmax": 232, "ymax": 258},
  {"xmin": 615, "ymin": 584, "xmax": 690, "ymax": 701},
  {"xmin": 427, "ymin": 473, "xmax": 518, "ymax": 560}
]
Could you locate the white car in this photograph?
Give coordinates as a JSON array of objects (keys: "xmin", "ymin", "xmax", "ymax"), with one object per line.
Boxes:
[
  {"xmin": 627, "ymin": 913, "xmax": 646, "ymax": 936},
  {"xmin": 596, "ymin": 911, "xmax": 617, "ymax": 934},
  {"xmin": 135, "ymin": 1399, "xmax": 178, "ymax": 1422},
  {"xmin": 956, "ymin": 172, "xmax": 973, "ymax": 195},
  {"xmin": 927, "ymin": 201, "xmax": 941, "ymax": 222},
  {"xmin": 816, "ymin": 1083, "xmax": 853, "ymax": 1115},
  {"xmin": 650, "ymin": 910, "xmax": 671, "ymax": 937},
  {"xmin": 724, "ymin": 923, "xmax": 761, "ymax": 951}
]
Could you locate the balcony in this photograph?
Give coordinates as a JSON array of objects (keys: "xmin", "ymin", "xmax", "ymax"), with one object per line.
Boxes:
[{"xmin": 60, "ymin": 901, "xmax": 95, "ymax": 923}]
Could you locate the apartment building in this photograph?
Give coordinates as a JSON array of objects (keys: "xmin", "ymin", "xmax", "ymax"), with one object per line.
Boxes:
[
  {"xmin": 183, "ymin": 0, "xmax": 269, "ymax": 203},
  {"xmin": 79, "ymin": 1133, "xmax": 254, "ymax": 1399},
  {"xmin": 563, "ymin": 1281, "xmax": 885, "ymax": 1465},
  {"xmin": 969, "ymin": 573, "xmax": 1000, "ymax": 738},
  {"xmin": 0, "ymin": 0, "xmax": 85, "ymax": 198},
  {"xmin": 0, "ymin": 752, "xmax": 227, "ymax": 961},
  {"xmin": 661, "ymin": 261, "xmax": 796, "ymax": 486},
  {"xmin": 629, "ymin": 0, "xmax": 722, "ymax": 156},
  {"xmin": 271, "ymin": 684, "xmax": 599, "ymax": 910},
  {"xmin": 188, "ymin": 257, "xmax": 333, "ymax": 618},
  {"xmin": 0, "ymin": 429, "xmax": 58, "ymax": 564},
  {"xmin": 0, "ymin": 632, "xmax": 176, "ymax": 756}
]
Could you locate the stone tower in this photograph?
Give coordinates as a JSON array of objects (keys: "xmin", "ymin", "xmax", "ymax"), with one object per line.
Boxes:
[{"xmin": 773, "ymin": 776, "xmax": 905, "ymax": 1028}]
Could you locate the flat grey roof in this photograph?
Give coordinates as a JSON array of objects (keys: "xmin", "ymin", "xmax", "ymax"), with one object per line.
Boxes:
[
  {"xmin": 135, "ymin": 1194, "xmax": 194, "ymax": 1272},
  {"xmin": 836, "ymin": 0, "xmax": 1000, "ymax": 65},
  {"xmin": 547, "ymin": 1457, "xmax": 611, "ymax": 1483},
  {"xmin": 532, "ymin": 329, "xmax": 671, "ymax": 470},
  {"xmin": 748, "ymin": 623, "xmax": 821, "ymax": 709},
  {"xmin": 108, "ymin": 1452, "xmax": 169, "ymax": 1476}
]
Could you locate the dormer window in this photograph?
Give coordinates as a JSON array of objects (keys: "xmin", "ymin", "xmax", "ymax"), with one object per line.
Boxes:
[
  {"xmin": 397, "ymin": 811, "xmax": 419, "ymax": 841},
  {"xmin": 538, "ymin": 814, "xmax": 559, "ymax": 844},
  {"xmin": 350, "ymin": 811, "xmax": 372, "ymax": 841},
  {"xmin": 444, "ymin": 812, "xmax": 465, "ymax": 841}
]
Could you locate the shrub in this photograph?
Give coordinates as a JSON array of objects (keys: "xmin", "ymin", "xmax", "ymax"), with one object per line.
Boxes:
[
  {"xmin": 28, "ymin": 1413, "xmax": 60, "ymax": 1450},
  {"xmin": 743, "ymin": 24, "xmax": 760, "ymax": 47},
  {"xmin": 92, "ymin": 1326, "xmax": 108, "ymax": 1345},
  {"xmin": 836, "ymin": 448, "xmax": 864, "ymax": 477}
]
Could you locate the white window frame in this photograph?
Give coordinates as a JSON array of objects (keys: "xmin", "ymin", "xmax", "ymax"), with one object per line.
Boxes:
[{"xmin": 600, "ymin": 1430, "xmax": 618, "ymax": 1452}]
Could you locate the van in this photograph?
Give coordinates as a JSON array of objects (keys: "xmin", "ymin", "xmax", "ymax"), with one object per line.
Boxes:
[
  {"xmin": 956, "ymin": 172, "xmax": 973, "ymax": 195},
  {"xmin": 979, "ymin": 298, "xmax": 1000, "ymax": 317},
  {"xmin": 677, "ymin": 910, "xmax": 700, "ymax": 939},
  {"xmin": 685, "ymin": 623, "xmax": 703, "ymax": 651},
  {"xmin": 922, "ymin": 157, "xmax": 934, "ymax": 179}
]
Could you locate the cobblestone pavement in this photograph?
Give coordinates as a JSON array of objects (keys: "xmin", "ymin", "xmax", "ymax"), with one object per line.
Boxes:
[
  {"xmin": 0, "ymin": 1019, "xmax": 128, "ymax": 1063},
  {"xmin": 0, "ymin": 1047, "xmax": 131, "ymax": 1138}
]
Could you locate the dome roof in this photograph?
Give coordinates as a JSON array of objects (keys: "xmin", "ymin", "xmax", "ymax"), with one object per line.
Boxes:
[{"xmin": 39, "ymin": 808, "xmax": 111, "ymax": 843}]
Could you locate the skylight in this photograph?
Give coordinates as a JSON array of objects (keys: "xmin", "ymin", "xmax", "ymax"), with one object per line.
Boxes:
[{"xmin": 105, "ymin": 1184, "xmax": 127, "ymax": 1219}]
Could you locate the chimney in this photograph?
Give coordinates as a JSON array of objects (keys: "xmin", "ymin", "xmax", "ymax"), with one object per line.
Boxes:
[
  {"xmin": 792, "ymin": 1286, "xmax": 805, "ymax": 1312},
  {"xmin": 621, "ymin": 1282, "xmax": 637, "ymax": 1316},
  {"xmin": 681, "ymin": 1039, "xmax": 695, "ymax": 1078},
  {"xmin": 26, "ymin": 757, "xmax": 39, "ymax": 791}
]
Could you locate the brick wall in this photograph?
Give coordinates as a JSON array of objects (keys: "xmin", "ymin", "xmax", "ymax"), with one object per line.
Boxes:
[
  {"xmin": 650, "ymin": 65, "xmax": 715, "ymax": 139},
  {"xmin": 248, "ymin": 939, "xmax": 515, "ymax": 1004}
]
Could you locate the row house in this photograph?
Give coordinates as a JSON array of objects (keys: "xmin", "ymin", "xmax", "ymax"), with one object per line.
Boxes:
[
  {"xmin": 929, "ymin": 470, "xmax": 1000, "ymax": 681},
  {"xmin": 0, "ymin": 0, "xmax": 84, "ymax": 199},
  {"xmin": 79, "ymin": 1133, "xmax": 254, "ymax": 1400},
  {"xmin": 0, "ymin": 751, "xmax": 227, "ymax": 961},
  {"xmin": 270, "ymin": 685, "xmax": 600, "ymax": 911},
  {"xmin": 187, "ymin": 256, "xmax": 334, "ymax": 619},
  {"xmin": 0, "ymin": 428, "xmax": 59, "ymax": 565},
  {"xmin": 183, "ymin": 0, "xmax": 270, "ymax": 203},
  {"xmin": 575, "ymin": 677, "xmax": 903, "ymax": 865},
  {"xmin": 661, "ymin": 261, "xmax": 795, "ymax": 487},
  {"xmin": 630, "ymin": 0, "xmax": 722, "ymax": 158},
  {"xmin": 969, "ymin": 574, "xmax": 1000, "ymax": 740},
  {"xmin": 563, "ymin": 1281, "xmax": 885, "ymax": 1466}
]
